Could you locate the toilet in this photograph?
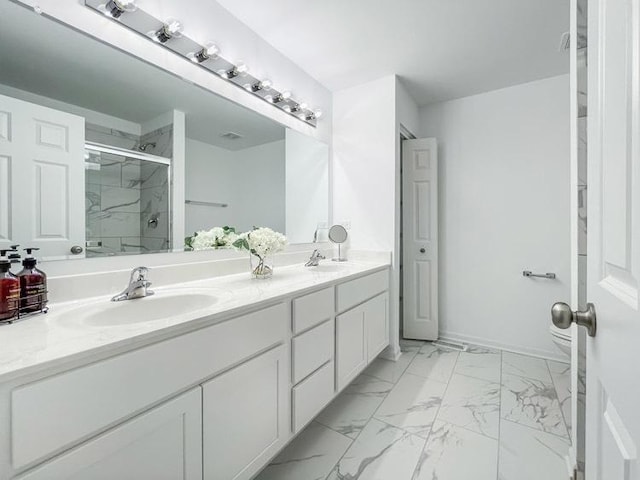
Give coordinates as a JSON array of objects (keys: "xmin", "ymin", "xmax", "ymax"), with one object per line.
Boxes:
[{"xmin": 549, "ymin": 324, "xmax": 572, "ymax": 358}]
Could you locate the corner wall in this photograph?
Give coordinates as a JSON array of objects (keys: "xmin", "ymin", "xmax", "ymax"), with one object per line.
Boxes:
[
  {"xmin": 333, "ymin": 75, "xmax": 419, "ymax": 359},
  {"xmin": 419, "ymin": 74, "xmax": 571, "ymax": 359}
]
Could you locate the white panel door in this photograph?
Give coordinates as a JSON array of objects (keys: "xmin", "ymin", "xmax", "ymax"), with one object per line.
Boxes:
[
  {"xmin": 0, "ymin": 93, "xmax": 85, "ymax": 258},
  {"xmin": 402, "ymin": 138, "xmax": 438, "ymax": 340},
  {"xmin": 203, "ymin": 345, "xmax": 289, "ymax": 480},
  {"xmin": 16, "ymin": 387, "xmax": 202, "ymax": 480},
  {"xmin": 585, "ymin": 0, "xmax": 640, "ymax": 477}
]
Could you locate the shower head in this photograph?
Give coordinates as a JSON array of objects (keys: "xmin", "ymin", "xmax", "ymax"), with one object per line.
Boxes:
[{"xmin": 138, "ymin": 142, "xmax": 156, "ymax": 152}]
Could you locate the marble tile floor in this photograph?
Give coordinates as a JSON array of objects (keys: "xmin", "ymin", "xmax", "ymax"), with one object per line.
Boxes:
[{"xmin": 255, "ymin": 341, "xmax": 571, "ymax": 480}]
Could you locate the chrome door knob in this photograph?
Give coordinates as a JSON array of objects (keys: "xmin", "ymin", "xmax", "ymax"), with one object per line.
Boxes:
[
  {"xmin": 70, "ymin": 245, "xmax": 83, "ymax": 255},
  {"xmin": 551, "ymin": 302, "xmax": 597, "ymax": 337},
  {"xmin": 420, "ymin": 247, "xmax": 426, "ymax": 253}
]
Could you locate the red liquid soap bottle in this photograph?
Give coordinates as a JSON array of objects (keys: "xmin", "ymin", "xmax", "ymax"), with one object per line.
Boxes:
[
  {"xmin": 0, "ymin": 248, "xmax": 20, "ymax": 322},
  {"xmin": 17, "ymin": 248, "xmax": 47, "ymax": 313}
]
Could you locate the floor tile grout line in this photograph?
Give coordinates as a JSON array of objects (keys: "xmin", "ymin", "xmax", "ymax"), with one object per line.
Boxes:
[
  {"xmin": 321, "ymin": 364, "xmax": 402, "ymax": 480},
  {"xmin": 545, "ymin": 358, "xmax": 572, "ymax": 441},
  {"xmin": 407, "ymin": 342, "xmax": 463, "ymax": 479},
  {"xmin": 500, "ymin": 417, "xmax": 572, "ymax": 441}
]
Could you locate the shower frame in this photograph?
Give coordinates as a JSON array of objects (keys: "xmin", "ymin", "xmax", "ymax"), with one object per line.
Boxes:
[{"xmin": 84, "ymin": 141, "xmax": 173, "ymax": 254}]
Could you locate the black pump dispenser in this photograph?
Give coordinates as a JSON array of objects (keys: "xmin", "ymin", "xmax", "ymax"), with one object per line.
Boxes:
[{"xmin": 17, "ymin": 247, "xmax": 47, "ymax": 313}]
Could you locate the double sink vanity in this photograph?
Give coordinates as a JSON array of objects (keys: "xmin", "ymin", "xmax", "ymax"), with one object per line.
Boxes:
[{"xmin": 0, "ymin": 257, "xmax": 391, "ymax": 480}]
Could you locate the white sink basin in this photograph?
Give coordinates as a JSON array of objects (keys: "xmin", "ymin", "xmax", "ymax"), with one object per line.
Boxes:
[{"xmin": 63, "ymin": 292, "xmax": 219, "ymax": 327}]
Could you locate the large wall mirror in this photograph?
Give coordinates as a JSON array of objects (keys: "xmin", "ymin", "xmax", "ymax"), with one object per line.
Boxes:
[{"xmin": 0, "ymin": 2, "xmax": 329, "ymax": 260}]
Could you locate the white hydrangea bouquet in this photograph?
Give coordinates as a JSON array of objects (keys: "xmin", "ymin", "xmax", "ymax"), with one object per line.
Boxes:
[
  {"xmin": 185, "ymin": 226, "xmax": 238, "ymax": 251},
  {"xmin": 233, "ymin": 227, "xmax": 287, "ymax": 278}
]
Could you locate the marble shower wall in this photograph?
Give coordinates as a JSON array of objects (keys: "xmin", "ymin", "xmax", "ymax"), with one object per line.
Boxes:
[
  {"xmin": 85, "ymin": 152, "xmax": 144, "ymax": 257},
  {"xmin": 139, "ymin": 125, "xmax": 172, "ymax": 253},
  {"xmin": 84, "ymin": 124, "xmax": 172, "ymax": 257}
]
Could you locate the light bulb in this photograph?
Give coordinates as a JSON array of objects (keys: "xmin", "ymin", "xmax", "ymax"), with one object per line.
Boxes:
[
  {"xmin": 154, "ymin": 18, "xmax": 183, "ymax": 43},
  {"xmin": 235, "ymin": 62, "xmax": 249, "ymax": 75},
  {"xmin": 100, "ymin": 0, "xmax": 137, "ymax": 18},
  {"xmin": 205, "ymin": 43, "xmax": 220, "ymax": 57},
  {"xmin": 313, "ymin": 109, "xmax": 323, "ymax": 119},
  {"xmin": 273, "ymin": 90, "xmax": 292, "ymax": 103},
  {"xmin": 165, "ymin": 18, "xmax": 183, "ymax": 35},
  {"xmin": 190, "ymin": 42, "xmax": 220, "ymax": 63},
  {"xmin": 298, "ymin": 102, "xmax": 308, "ymax": 111},
  {"xmin": 260, "ymin": 79, "xmax": 272, "ymax": 91},
  {"xmin": 251, "ymin": 79, "xmax": 272, "ymax": 92}
]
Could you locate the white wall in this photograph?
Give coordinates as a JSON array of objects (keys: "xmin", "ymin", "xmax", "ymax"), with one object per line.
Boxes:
[
  {"xmin": 419, "ymin": 74, "xmax": 571, "ymax": 359},
  {"xmin": 17, "ymin": 0, "xmax": 332, "ymax": 145},
  {"xmin": 285, "ymin": 130, "xmax": 330, "ymax": 244},
  {"xmin": 185, "ymin": 139, "xmax": 285, "ymax": 236},
  {"xmin": 333, "ymin": 75, "xmax": 403, "ymax": 358}
]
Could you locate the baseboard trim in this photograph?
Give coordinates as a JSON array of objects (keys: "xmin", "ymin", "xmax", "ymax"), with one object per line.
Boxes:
[{"xmin": 439, "ymin": 331, "xmax": 569, "ymax": 363}]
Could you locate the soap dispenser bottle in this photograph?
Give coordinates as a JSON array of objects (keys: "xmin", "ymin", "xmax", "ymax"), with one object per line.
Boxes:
[
  {"xmin": 17, "ymin": 248, "xmax": 47, "ymax": 313},
  {"xmin": 0, "ymin": 249, "xmax": 20, "ymax": 321}
]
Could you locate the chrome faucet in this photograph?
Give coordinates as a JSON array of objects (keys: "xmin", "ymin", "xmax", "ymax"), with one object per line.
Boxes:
[
  {"xmin": 305, "ymin": 249, "xmax": 326, "ymax": 267},
  {"xmin": 111, "ymin": 267, "xmax": 155, "ymax": 301}
]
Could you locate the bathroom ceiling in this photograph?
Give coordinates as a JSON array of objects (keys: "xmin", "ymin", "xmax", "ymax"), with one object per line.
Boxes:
[
  {"xmin": 0, "ymin": 2, "xmax": 284, "ymax": 150},
  {"xmin": 216, "ymin": 0, "xmax": 570, "ymax": 106}
]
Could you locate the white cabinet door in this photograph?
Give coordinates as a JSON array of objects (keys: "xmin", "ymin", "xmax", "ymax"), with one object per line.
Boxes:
[
  {"xmin": 366, "ymin": 293, "xmax": 389, "ymax": 362},
  {"xmin": 203, "ymin": 345, "xmax": 289, "ymax": 480},
  {"xmin": 0, "ymin": 93, "xmax": 85, "ymax": 258},
  {"xmin": 15, "ymin": 388, "xmax": 202, "ymax": 480},
  {"xmin": 336, "ymin": 305, "xmax": 366, "ymax": 391}
]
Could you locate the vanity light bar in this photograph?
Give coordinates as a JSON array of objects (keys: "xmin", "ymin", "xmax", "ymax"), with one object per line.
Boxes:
[{"xmin": 84, "ymin": 0, "xmax": 319, "ymax": 127}]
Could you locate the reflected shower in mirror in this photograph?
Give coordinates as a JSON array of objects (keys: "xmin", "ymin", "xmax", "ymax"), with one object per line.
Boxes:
[{"xmin": 0, "ymin": 1, "xmax": 329, "ymax": 260}]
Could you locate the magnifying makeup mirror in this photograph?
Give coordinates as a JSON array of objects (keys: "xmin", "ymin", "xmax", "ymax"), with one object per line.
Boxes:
[{"xmin": 328, "ymin": 224, "xmax": 348, "ymax": 262}]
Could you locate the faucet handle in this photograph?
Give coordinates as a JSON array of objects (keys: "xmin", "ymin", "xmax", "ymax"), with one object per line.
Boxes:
[{"xmin": 130, "ymin": 266, "xmax": 149, "ymax": 282}]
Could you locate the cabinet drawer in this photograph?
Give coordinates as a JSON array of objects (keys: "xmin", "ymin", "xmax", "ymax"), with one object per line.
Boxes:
[
  {"xmin": 292, "ymin": 320, "xmax": 334, "ymax": 384},
  {"xmin": 11, "ymin": 303, "xmax": 287, "ymax": 470},
  {"xmin": 292, "ymin": 361, "xmax": 334, "ymax": 433},
  {"xmin": 292, "ymin": 286, "xmax": 334, "ymax": 334},
  {"xmin": 336, "ymin": 270, "xmax": 389, "ymax": 312}
]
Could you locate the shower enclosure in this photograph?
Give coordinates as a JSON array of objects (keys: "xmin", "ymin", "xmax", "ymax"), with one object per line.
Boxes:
[{"xmin": 84, "ymin": 143, "xmax": 171, "ymax": 257}]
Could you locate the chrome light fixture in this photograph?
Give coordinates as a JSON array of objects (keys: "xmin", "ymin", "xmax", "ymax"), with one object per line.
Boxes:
[
  {"xmin": 84, "ymin": 0, "xmax": 320, "ymax": 126},
  {"xmin": 152, "ymin": 18, "xmax": 184, "ymax": 43},
  {"xmin": 99, "ymin": 0, "xmax": 137, "ymax": 18},
  {"xmin": 189, "ymin": 42, "xmax": 220, "ymax": 63}
]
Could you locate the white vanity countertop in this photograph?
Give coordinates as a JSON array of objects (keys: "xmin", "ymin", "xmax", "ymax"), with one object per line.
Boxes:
[{"xmin": 0, "ymin": 260, "xmax": 389, "ymax": 382}]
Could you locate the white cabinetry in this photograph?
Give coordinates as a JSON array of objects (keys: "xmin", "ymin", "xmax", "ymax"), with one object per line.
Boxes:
[
  {"xmin": 4, "ymin": 267, "xmax": 390, "ymax": 480},
  {"xmin": 336, "ymin": 306, "xmax": 367, "ymax": 390},
  {"xmin": 335, "ymin": 271, "xmax": 390, "ymax": 391},
  {"xmin": 203, "ymin": 345, "xmax": 289, "ymax": 480},
  {"xmin": 366, "ymin": 293, "xmax": 389, "ymax": 362},
  {"xmin": 16, "ymin": 388, "xmax": 202, "ymax": 480}
]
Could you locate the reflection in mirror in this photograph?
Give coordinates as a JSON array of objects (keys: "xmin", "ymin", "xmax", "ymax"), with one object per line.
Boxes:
[
  {"xmin": 85, "ymin": 144, "xmax": 171, "ymax": 257},
  {"xmin": 0, "ymin": 1, "xmax": 329, "ymax": 261}
]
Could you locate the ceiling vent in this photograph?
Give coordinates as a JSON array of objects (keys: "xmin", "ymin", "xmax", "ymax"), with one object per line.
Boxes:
[
  {"xmin": 220, "ymin": 131, "xmax": 243, "ymax": 140},
  {"xmin": 558, "ymin": 32, "xmax": 570, "ymax": 52}
]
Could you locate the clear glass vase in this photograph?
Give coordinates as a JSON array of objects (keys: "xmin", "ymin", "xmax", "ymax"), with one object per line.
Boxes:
[{"xmin": 250, "ymin": 253, "xmax": 273, "ymax": 279}]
